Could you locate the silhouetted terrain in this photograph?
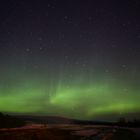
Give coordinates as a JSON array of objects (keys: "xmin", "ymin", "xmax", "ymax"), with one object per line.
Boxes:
[
  {"xmin": 0, "ymin": 113, "xmax": 25, "ymax": 128},
  {"xmin": 17, "ymin": 115, "xmax": 75, "ymax": 124},
  {"xmin": 1, "ymin": 112, "xmax": 140, "ymax": 128},
  {"xmin": 0, "ymin": 113, "xmax": 140, "ymax": 140},
  {"xmin": 16, "ymin": 115, "xmax": 140, "ymax": 128}
]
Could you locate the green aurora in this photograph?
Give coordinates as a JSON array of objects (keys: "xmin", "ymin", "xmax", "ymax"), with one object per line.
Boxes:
[{"xmin": 0, "ymin": 66, "xmax": 139, "ymax": 120}]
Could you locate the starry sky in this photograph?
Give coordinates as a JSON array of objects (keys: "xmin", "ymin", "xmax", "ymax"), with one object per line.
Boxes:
[{"xmin": 0, "ymin": 0, "xmax": 140, "ymax": 121}]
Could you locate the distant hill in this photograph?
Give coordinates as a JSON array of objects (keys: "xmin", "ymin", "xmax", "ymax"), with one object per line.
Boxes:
[
  {"xmin": 1, "ymin": 113, "xmax": 140, "ymax": 128},
  {"xmin": 16, "ymin": 115, "xmax": 76, "ymax": 124},
  {"xmin": 0, "ymin": 112, "xmax": 25, "ymax": 128},
  {"xmin": 16, "ymin": 115, "xmax": 140, "ymax": 127},
  {"xmin": 15, "ymin": 115, "xmax": 114, "ymax": 125},
  {"xmin": 1, "ymin": 113, "xmax": 114, "ymax": 128}
]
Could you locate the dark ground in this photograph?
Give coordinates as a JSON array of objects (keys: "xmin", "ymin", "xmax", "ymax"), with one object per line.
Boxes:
[{"xmin": 0, "ymin": 125, "xmax": 139, "ymax": 140}]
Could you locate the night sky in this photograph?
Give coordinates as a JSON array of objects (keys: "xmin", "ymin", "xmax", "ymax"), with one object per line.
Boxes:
[{"xmin": 0, "ymin": 0, "xmax": 140, "ymax": 121}]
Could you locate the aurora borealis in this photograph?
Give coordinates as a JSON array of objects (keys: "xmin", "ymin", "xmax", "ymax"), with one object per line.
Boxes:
[{"xmin": 0, "ymin": 0, "xmax": 140, "ymax": 121}]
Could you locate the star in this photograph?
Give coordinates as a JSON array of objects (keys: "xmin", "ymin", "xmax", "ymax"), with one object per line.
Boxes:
[
  {"xmin": 39, "ymin": 47, "xmax": 43, "ymax": 50},
  {"xmin": 64, "ymin": 16, "xmax": 68, "ymax": 20},
  {"xmin": 26, "ymin": 48, "xmax": 30, "ymax": 52},
  {"xmin": 105, "ymin": 69, "xmax": 109, "ymax": 73},
  {"xmin": 122, "ymin": 64, "xmax": 126, "ymax": 68}
]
